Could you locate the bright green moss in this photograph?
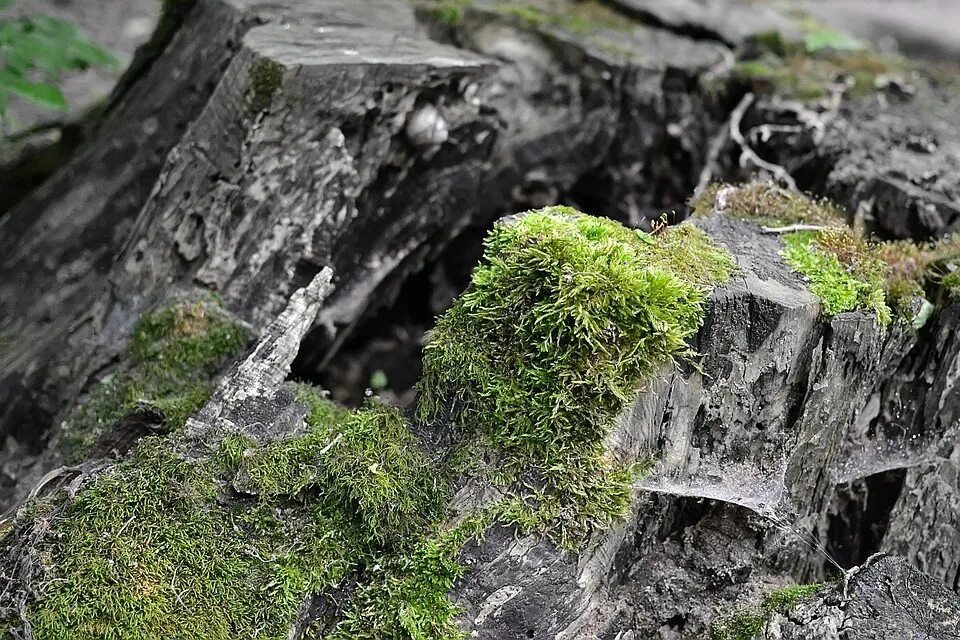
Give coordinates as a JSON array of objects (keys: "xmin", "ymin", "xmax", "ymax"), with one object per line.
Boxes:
[
  {"xmin": 418, "ymin": 208, "xmax": 734, "ymax": 544},
  {"xmin": 24, "ymin": 439, "xmax": 353, "ymax": 640},
  {"xmin": 697, "ymin": 183, "xmax": 960, "ymax": 324},
  {"xmin": 57, "ymin": 301, "xmax": 251, "ymax": 462},
  {"xmin": 712, "ymin": 583, "xmax": 826, "ymax": 640},
  {"xmin": 781, "ymin": 230, "xmax": 891, "ymax": 325},
  {"xmin": 234, "ymin": 398, "xmax": 447, "ymax": 545}
]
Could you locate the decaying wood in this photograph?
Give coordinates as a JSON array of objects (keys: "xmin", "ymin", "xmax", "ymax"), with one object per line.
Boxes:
[{"xmin": 2, "ymin": 0, "xmax": 960, "ymax": 638}]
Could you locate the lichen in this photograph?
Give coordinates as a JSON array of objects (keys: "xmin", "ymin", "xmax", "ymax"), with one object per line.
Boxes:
[
  {"xmin": 711, "ymin": 583, "xmax": 826, "ymax": 640},
  {"xmin": 418, "ymin": 208, "xmax": 734, "ymax": 545},
  {"xmin": 56, "ymin": 300, "xmax": 251, "ymax": 462}
]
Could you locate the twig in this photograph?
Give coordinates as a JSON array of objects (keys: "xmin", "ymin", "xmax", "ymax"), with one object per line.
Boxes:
[
  {"xmin": 761, "ymin": 224, "xmax": 827, "ymax": 234},
  {"xmin": 729, "ymin": 92, "xmax": 799, "ymax": 192}
]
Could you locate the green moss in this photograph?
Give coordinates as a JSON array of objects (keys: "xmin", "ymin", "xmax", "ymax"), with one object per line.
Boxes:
[
  {"xmin": 57, "ymin": 301, "xmax": 251, "ymax": 462},
  {"xmin": 418, "ymin": 208, "xmax": 733, "ymax": 545},
  {"xmin": 13, "ymin": 209, "xmax": 736, "ymax": 639},
  {"xmin": 488, "ymin": 0, "xmax": 634, "ymax": 35},
  {"xmin": 422, "ymin": 0, "xmax": 472, "ymax": 26},
  {"xmin": 712, "ymin": 583, "xmax": 826, "ymax": 640},
  {"xmin": 943, "ymin": 270, "xmax": 960, "ymax": 296},
  {"xmin": 690, "ymin": 181, "xmax": 846, "ymax": 227},
  {"xmin": 781, "ymin": 230, "xmax": 891, "ymax": 325},
  {"xmin": 697, "ymin": 183, "xmax": 960, "ymax": 325},
  {"xmin": 24, "ymin": 439, "xmax": 353, "ymax": 640},
  {"xmin": 730, "ymin": 21, "xmax": 901, "ymax": 100},
  {"xmin": 234, "ymin": 398, "xmax": 447, "ymax": 545},
  {"xmin": 249, "ymin": 58, "xmax": 284, "ymax": 110}
]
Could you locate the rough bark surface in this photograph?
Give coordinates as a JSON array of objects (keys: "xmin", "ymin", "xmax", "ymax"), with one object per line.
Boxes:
[{"xmin": 2, "ymin": 0, "xmax": 960, "ymax": 638}]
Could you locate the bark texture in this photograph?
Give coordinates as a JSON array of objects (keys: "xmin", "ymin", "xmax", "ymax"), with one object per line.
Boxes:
[{"xmin": 2, "ymin": 0, "xmax": 960, "ymax": 638}]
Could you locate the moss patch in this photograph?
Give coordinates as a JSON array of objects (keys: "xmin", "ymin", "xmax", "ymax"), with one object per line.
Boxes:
[
  {"xmin": 56, "ymin": 300, "xmax": 251, "ymax": 462},
  {"xmin": 249, "ymin": 58, "xmax": 284, "ymax": 110},
  {"xmin": 712, "ymin": 583, "xmax": 826, "ymax": 640},
  {"xmin": 691, "ymin": 181, "xmax": 846, "ymax": 227},
  {"xmin": 696, "ymin": 183, "xmax": 960, "ymax": 324},
  {"xmin": 10, "ymin": 208, "xmax": 737, "ymax": 639},
  {"xmin": 730, "ymin": 22, "xmax": 902, "ymax": 100},
  {"xmin": 781, "ymin": 229, "xmax": 891, "ymax": 325},
  {"xmin": 21, "ymin": 439, "xmax": 353, "ymax": 640},
  {"xmin": 421, "ymin": 0, "xmax": 634, "ymax": 33},
  {"xmin": 418, "ymin": 208, "xmax": 734, "ymax": 546}
]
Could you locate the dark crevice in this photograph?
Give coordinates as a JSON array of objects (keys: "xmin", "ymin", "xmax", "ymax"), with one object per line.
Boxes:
[
  {"xmin": 826, "ymin": 469, "xmax": 907, "ymax": 570},
  {"xmin": 604, "ymin": 0, "xmax": 732, "ymax": 46}
]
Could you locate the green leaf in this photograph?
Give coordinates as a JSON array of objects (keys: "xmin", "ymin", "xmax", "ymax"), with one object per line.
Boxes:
[
  {"xmin": 0, "ymin": 0, "xmax": 14, "ymax": 11},
  {"xmin": 0, "ymin": 72, "xmax": 66, "ymax": 109},
  {"xmin": 911, "ymin": 299, "xmax": 936, "ymax": 330},
  {"xmin": 634, "ymin": 229, "xmax": 656, "ymax": 245},
  {"xmin": 804, "ymin": 28, "xmax": 864, "ymax": 53}
]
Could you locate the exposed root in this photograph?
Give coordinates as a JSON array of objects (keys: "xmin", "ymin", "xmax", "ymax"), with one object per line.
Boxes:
[{"xmin": 729, "ymin": 93, "xmax": 799, "ymax": 192}]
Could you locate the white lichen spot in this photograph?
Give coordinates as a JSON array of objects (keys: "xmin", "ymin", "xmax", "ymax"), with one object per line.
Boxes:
[
  {"xmin": 474, "ymin": 585, "xmax": 522, "ymax": 626},
  {"xmin": 405, "ymin": 103, "xmax": 449, "ymax": 147}
]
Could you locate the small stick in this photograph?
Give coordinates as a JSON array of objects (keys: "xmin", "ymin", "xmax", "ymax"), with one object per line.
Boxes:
[{"xmin": 761, "ymin": 224, "xmax": 827, "ymax": 234}]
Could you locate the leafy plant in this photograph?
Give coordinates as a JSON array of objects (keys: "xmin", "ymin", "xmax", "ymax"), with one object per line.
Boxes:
[{"xmin": 0, "ymin": 0, "xmax": 118, "ymax": 128}]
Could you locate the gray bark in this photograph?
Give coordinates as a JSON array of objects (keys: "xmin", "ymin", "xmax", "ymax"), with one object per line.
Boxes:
[{"xmin": 2, "ymin": 1, "xmax": 960, "ymax": 638}]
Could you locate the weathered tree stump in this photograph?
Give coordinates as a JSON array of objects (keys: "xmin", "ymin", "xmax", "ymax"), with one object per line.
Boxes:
[{"xmin": 1, "ymin": 1, "xmax": 959, "ymax": 639}]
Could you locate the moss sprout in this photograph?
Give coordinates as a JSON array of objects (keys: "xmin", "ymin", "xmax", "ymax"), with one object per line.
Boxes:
[
  {"xmin": 418, "ymin": 208, "xmax": 734, "ymax": 544},
  {"xmin": 711, "ymin": 583, "xmax": 826, "ymax": 640},
  {"xmin": 57, "ymin": 301, "xmax": 251, "ymax": 462}
]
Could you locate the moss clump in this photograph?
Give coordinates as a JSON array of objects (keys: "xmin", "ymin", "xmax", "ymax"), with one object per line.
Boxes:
[
  {"xmin": 22, "ymin": 438, "xmax": 353, "ymax": 640},
  {"xmin": 731, "ymin": 23, "xmax": 901, "ymax": 100},
  {"xmin": 249, "ymin": 58, "xmax": 283, "ymax": 110},
  {"xmin": 690, "ymin": 181, "xmax": 846, "ymax": 227},
  {"xmin": 696, "ymin": 183, "xmax": 960, "ymax": 324},
  {"xmin": 57, "ymin": 300, "xmax": 251, "ymax": 461},
  {"xmin": 418, "ymin": 208, "xmax": 734, "ymax": 545},
  {"xmin": 781, "ymin": 229, "xmax": 892, "ymax": 325},
  {"xmin": 235, "ymin": 397, "xmax": 447, "ymax": 545},
  {"xmin": 421, "ymin": 0, "xmax": 471, "ymax": 25},
  {"xmin": 13, "ymin": 209, "xmax": 737, "ymax": 639},
  {"xmin": 943, "ymin": 270, "xmax": 960, "ymax": 297},
  {"xmin": 712, "ymin": 583, "xmax": 826, "ymax": 640}
]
